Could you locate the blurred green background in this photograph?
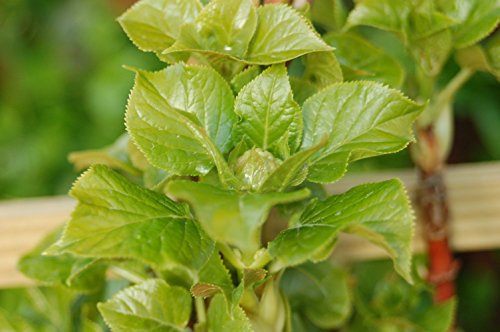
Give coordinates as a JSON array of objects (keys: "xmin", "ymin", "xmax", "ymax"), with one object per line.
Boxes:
[
  {"xmin": 0, "ymin": 0, "xmax": 499, "ymax": 330},
  {"xmin": 0, "ymin": 0, "xmax": 161, "ymax": 199}
]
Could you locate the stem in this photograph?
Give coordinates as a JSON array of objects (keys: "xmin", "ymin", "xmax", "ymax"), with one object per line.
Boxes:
[
  {"xmin": 195, "ymin": 297, "xmax": 206, "ymax": 325},
  {"xmin": 412, "ymin": 68, "xmax": 474, "ymax": 305},
  {"xmin": 218, "ymin": 243, "xmax": 245, "ymax": 270},
  {"xmin": 437, "ymin": 68, "xmax": 473, "ymax": 111},
  {"xmin": 109, "ymin": 266, "xmax": 146, "ymax": 284},
  {"xmin": 420, "ymin": 68, "xmax": 473, "ymax": 127},
  {"xmin": 416, "ymin": 169, "xmax": 458, "ymax": 303}
]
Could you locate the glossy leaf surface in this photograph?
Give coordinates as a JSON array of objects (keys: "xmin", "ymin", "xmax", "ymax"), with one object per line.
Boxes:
[
  {"xmin": 48, "ymin": 165, "xmax": 215, "ymax": 273},
  {"xmin": 172, "ymin": 0, "xmax": 257, "ymax": 58},
  {"xmin": 126, "ymin": 65, "xmax": 237, "ymax": 177},
  {"xmin": 234, "ymin": 65, "xmax": 302, "ymax": 155},
  {"xmin": 246, "ymin": 4, "xmax": 332, "ymax": 64},
  {"xmin": 301, "ymin": 82, "xmax": 423, "ymax": 183},
  {"xmin": 118, "ymin": 0, "xmax": 202, "ymax": 54},
  {"xmin": 98, "ymin": 279, "xmax": 192, "ymax": 331},
  {"xmin": 269, "ymin": 179, "xmax": 414, "ymax": 282}
]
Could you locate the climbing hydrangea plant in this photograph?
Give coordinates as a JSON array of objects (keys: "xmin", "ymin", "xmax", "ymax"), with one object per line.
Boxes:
[{"xmin": 15, "ymin": 0, "xmax": 456, "ymax": 331}]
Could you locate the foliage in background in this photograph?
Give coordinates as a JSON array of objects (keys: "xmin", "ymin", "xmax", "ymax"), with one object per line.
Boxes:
[{"xmin": 0, "ymin": 0, "xmax": 160, "ymax": 198}]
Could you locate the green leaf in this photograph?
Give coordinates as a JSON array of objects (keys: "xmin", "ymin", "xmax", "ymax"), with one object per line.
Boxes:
[
  {"xmin": 0, "ymin": 287, "xmax": 76, "ymax": 332},
  {"xmin": 290, "ymin": 77, "xmax": 319, "ymax": 105},
  {"xmin": 230, "ymin": 66, "xmax": 262, "ymax": 94},
  {"xmin": 441, "ymin": 0, "xmax": 500, "ymax": 48},
  {"xmin": 346, "ymin": 0, "xmax": 411, "ymax": 34},
  {"xmin": 323, "ymin": 32, "xmax": 404, "ymax": 87},
  {"xmin": 18, "ymin": 227, "xmax": 105, "ymax": 291},
  {"xmin": 456, "ymin": 44, "xmax": 500, "ymax": 78},
  {"xmin": 409, "ymin": 7, "xmax": 457, "ymax": 40},
  {"xmin": 118, "ymin": 0, "xmax": 202, "ymax": 54},
  {"xmin": 352, "ymin": 262, "xmax": 455, "ymax": 332},
  {"xmin": 233, "ymin": 148, "xmax": 282, "ymax": 191},
  {"xmin": 246, "ymin": 4, "xmax": 332, "ymax": 64},
  {"xmin": 193, "ymin": 252, "xmax": 234, "ymax": 300},
  {"xmin": 169, "ymin": 0, "xmax": 257, "ymax": 58},
  {"xmin": 69, "ymin": 134, "xmax": 140, "ymax": 176},
  {"xmin": 98, "ymin": 279, "xmax": 192, "ymax": 332},
  {"xmin": 409, "ymin": 298, "xmax": 456, "ymax": 332},
  {"xmin": 485, "ymin": 33, "xmax": 500, "ymax": 79},
  {"xmin": 253, "ymin": 278, "xmax": 287, "ymax": 331},
  {"xmin": 281, "ymin": 261, "xmax": 351, "ymax": 328},
  {"xmin": 234, "ymin": 65, "xmax": 302, "ymax": 155},
  {"xmin": 411, "ymin": 29, "xmax": 453, "ymax": 76},
  {"xmin": 126, "ymin": 65, "xmax": 240, "ymax": 187},
  {"xmin": 310, "ymin": 0, "xmax": 347, "ymax": 31},
  {"xmin": 168, "ymin": 180, "xmax": 310, "ymax": 258},
  {"xmin": 269, "ymin": 179, "xmax": 414, "ymax": 282},
  {"xmin": 47, "ymin": 165, "xmax": 215, "ymax": 274},
  {"xmin": 301, "ymin": 82, "xmax": 423, "ymax": 183},
  {"xmin": 260, "ymin": 140, "xmax": 326, "ymax": 192},
  {"xmin": 207, "ymin": 294, "xmax": 253, "ymax": 332},
  {"xmin": 302, "ymin": 51, "xmax": 343, "ymax": 88}
]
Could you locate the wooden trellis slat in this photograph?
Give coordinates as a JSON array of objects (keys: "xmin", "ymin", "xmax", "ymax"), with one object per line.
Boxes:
[{"xmin": 1, "ymin": 162, "xmax": 499, "ymax": 288}]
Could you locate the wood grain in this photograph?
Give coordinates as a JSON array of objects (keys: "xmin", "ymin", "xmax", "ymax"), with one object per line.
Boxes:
[{"xmin": 1, "ymin": 162, "xmax": 499, "ymax": 287}]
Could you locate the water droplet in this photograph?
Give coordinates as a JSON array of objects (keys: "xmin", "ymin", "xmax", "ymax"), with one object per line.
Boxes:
[
  {"xmin": 195, "ymin": 164, "xmax": 211, "ymax": 174},
  {"xmin": 223, "ymin": 45, "xmax": 233, "ymax": 52}
]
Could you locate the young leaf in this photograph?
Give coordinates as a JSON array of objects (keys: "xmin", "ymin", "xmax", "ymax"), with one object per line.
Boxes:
[
  {"xmin": 230, "ymin": 66, "xmax": 262, "ymax": 94},
  {"xmin": 168, "ymin": 180, "xmax": 310, "ymax": 257},
  {"xmin": 281, "ymin": 261, "xmax": 351, "ymax": 329},
  {"xmin": 409, "ymin": 7, "xmax": 457, "ymax": 40},
  {"xmin": 169, "ymin": 0, "xmax": 257, "ymax": 58},
  {"xmin": 245, "ymin": 4, "xmax": 332, "ymax": 64},
  {"xmin": 234, "ymin": 65, "xmax": 302, "ymax": 155},
  {"xmin": 260, "ymin": 140, "xmax": 326, "ymax": 192},
  {"xmin": 485, "ymin": 33, "xmax": 500, "ymax": 79},
  {"xmin": 269, "ymin": 179, "xmax": 414, "ymax": 283},
  {"xmin": 18, "ymin": 226, "xmax": 105, "ymax": 292},
  {"xmin": 301, "ymin": 82, "xmax": 423, "ymax": 183},
  {"xmin": 440, "ymin": 0, "xmax": 500, "ymax": 48},
  {"xmin": 68, "ymin": 134, "xmax": 140, "ymax": 176},
  {"xmin": 323, "ymin": 32, "xmax": 404, "ymax": 87},
  {"xmin": 98, "ymin": 279, "xmax": 192, "ymax": 331},
  {"xmin": 47, "ymin": 165, "xmax": 215, "ymax": 274},
  {"xmin": 411, "ymin": 29, "xmax": 453, "ymax": 76},
  {"xmin": 346, "ymin": 0, "xmax": 411, "ymax": 34},
  {"xmin": 456, "ymin": 44, "xmax": 500, "ymax": 79},
  {"xmin": 193, "ymin": 252, "xmax": 234, "ymax": 301},
  {"xmin": 233, "ymin": 148, "xmax": 282, "ymax": 191},
  {"xmin": 302, "ymin": 51, "xmax": 343, "ymax": 88},
  {"xmin": 207, "ymin": 294, "xmax": 253, "ymax": 332},
  {"xmin": 118, "ymin": 0, "xmax": 202, "ymax": 55},
  {"xmin": 310, "ymin": 0, "xmax": 347, "ymax": 31},
  {"xmin": 352, "ymin": 263, "xmax": 456, "ymax": 332},
  {"xmin": 126, "ymin": 65, "xmax": 240, "ymax": 186},
  {"xmin": 290, "ymin": 77, "xmax": 319, "ymax": 105}
]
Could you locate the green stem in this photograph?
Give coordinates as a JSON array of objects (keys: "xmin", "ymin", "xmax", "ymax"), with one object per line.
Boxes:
[
  {"xmin": 110, "ymin": 266, "xmax": 146, "ymax": 284},
  {"xmin": 218, "ymin": 243, "xmax": 245, "ymax": 270},
  {"xmin": 195, "ymin": 297, "xmax": 206, "ymax": 325},
  {"xmin": 437, "ymin": 68, "xmax": 474, "ymax": 109},
  {"xmin": 420, "ymin": 68, "xmax": 474, "ymax": 127}
]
